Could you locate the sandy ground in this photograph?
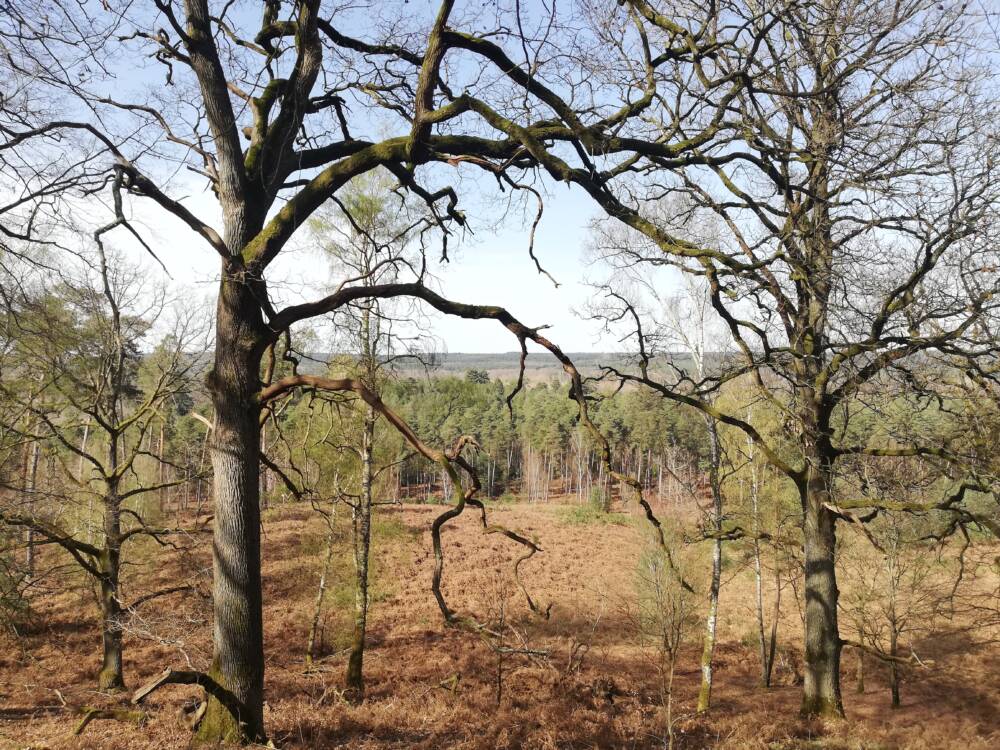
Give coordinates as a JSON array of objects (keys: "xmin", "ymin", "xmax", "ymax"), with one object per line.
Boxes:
[{"xmin": 2, "ymin": 501, "xmax": 999, "ymax": 749}]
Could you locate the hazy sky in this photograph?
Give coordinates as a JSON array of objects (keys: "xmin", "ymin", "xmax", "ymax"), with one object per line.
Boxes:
[
  {"xmin": 95, "ymin": 0, "xmax": 663, "ymax": 355},
  {"xmin": 124, "ymin": 176, "xmax": 627, "ymax": 354}
]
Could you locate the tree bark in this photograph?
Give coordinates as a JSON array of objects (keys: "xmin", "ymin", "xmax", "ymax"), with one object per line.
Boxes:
[
  {"xmin": 346, "ymin": 403, "xmax": 374, "ymax": 702},
  {"xmin": 98, "ymin": 545, "xmax": 125, "ymax": 692},
  {"xmin": 889, "ymin": 628, "xmax": 900, "ymax": 708},
  {"xmin": 23, "ymin": 436, "xmax": 40, "ymax": 581},
  {"xmin": 96, "ymin": 390, "xmax": 126, "ymax": 693},
  {"xmin": 697, "ymin": 419, "xmax": 723, "ymax": 713},
  {"xmin": 887, "ymin": 557, "xmax": 901, "ymax": 708},
  {"xmin": 158, "ymin": 421, "xmax": 166, "ymax": 514},
  {"xmin": 754, "ymin": 546, "xmax": 768, "ymax": 683},
  {"xmin": 800, "ymin": 449, "xmax": 844, "ymax": 718},
  {"xmin": 196, "ymin": 272, "xmax": 267, "ymax": 744},
  {"xmin": 750, "ymin": 464, "xmax": 770, "ymax": 687},
  {"xmin": 98, "ymin": 455, "xmax": 124, "ymax": 693},
  {"xmin": 855, "ymin": 646, "xmax": 865, "ymax": 694}
]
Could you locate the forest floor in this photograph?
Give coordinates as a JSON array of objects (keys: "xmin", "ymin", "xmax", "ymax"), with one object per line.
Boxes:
[{"xmin": 2, "ymin": 500, "xmax": 999, "ymax": 749}]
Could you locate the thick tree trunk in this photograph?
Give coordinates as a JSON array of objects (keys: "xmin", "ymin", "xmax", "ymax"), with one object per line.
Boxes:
[
  {"xmin": 98, "ymin": 487, "xmax": 124, "ymax": 691},
  {"xmin": 794, "ymin": 91, "xmax": 841, "ymax": 718},
  {"xmin": 800, "ymin": 460, "xmax": 844, "ymax": 718},
  {"xmin": 346, "ymin": 405, "xmax": 374, "ymax": 702},
  {"xmin": 197, "ymin": 274, "xmax": 267, "ymax": 744},
  {"xmin": 697, "ymin": 420, "xmax": 723, "ymax": 713},
  {"xmin": 855, "ymin": 647, "xmax": 865, "ymax": 694},
  {"xmin": 889, "ymin": 628, "xmax": 900, "ymax": 708},
  {"xmin": 98, "ymin": 549, "xmax": 125, "ymax": 691}
]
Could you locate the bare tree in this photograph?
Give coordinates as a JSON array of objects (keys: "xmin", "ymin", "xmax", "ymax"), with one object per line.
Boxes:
[
  {"xmin": 13, "ymin": 0, "xmax": 992, "ymax": 733},
  {"xmin": 0, "ymin": 250, "xmax": 204, "ymax": 691},
  {"xmin": 840, "ymin": 502, "xmax": 944, "ymax": 708},
  {"xmin": 617, "ymin": 274, "xmax": 730, "ymax": 713},
  {"xmin": 580, "ymin": 0, "xmax": 1000, "ymax": 717},
  {"xmin": 0, "ymin": 1, "xmax": 543, "ymax": 739},
  {"xmin": 632, "ymin": 534, "xmax": 698, "ymax": 750},
  {"xmin": 308, "ymin": 171, "xmax": 434, "ymax": 700},
  {"xmin": 1, "ymin": 1, "xmax": 737, "ymax": 738}
]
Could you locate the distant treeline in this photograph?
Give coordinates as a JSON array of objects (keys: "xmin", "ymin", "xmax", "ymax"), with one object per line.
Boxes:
[
  {"xmin": 258, "ymin": 370, "xmax": 713, "ymax": 510},
  {"xmin": 298, "ymin": 351, "xmax": 705, "ymax": 382}
]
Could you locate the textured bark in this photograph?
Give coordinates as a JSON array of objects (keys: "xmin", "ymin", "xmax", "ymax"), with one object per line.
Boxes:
[
  {"xmin": 794, "ymin": 79, "xmax": 843, "ymax": 718},
  {"xmin": 196, "ymin": 270, "xmax": 267, "ymax": 743},
  {"xmin": 800, "ymin": 452, "xmax": 844, "ymax": 718},
  {"xmin": 889, "ymin": 628, "xmax": 900, "ymax": 708},
  {"xmin": 158, "ymin": 422, "xmax": 166, "ymax": 513},
  {"xmin": 99, "ymin": 424, "xmax": 124, "ymax": 692},
  {"xmin": 347, "ymin": 298, "xmax": 377, "ymax": 701},
  {"xmin": 98, "ymin": 547, "xmax": 124, "ymax": 692},
  {"xmin": 346, "ymin": 404, "xmax": 374, "ymax": 702},
  {"xmin": 697, "ymin": 420, "xmax": 723, "ymax": 713}
]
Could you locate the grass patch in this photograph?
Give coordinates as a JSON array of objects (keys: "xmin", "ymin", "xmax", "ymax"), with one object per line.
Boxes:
[
  {"xmin": 557, "ymin": 504, "xmax": 633, "ymax": 526},
  {"xmin": 297, "ymin": 528, "xmax": 335, "ymax": 557},
  {"xmin": 304, "ymin": 507, "xmax": 422, "ymax": 654},
  {"xmin": 372, "ymin": 513, "xmax": 420, "ymax": 543},
  {"xmin": 480, "ymin": 493, "xmax": 517, "ymax": 510}
]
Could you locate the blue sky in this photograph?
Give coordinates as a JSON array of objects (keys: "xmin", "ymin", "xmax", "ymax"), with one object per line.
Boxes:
[
  {"xmin": 127, "ymin": 175, "xmax": 622, "ymax": 354},
  {"xmin": 89, "ymin": 0, "xmax": 661, "ymax": 354}
]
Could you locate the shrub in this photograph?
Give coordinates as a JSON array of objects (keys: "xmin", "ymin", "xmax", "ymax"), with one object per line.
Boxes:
[
  {"xmin": 560, "ymin": 505, "xmax": 631, "ymax": 526},
  {"xmin": 0, "ymin": 553, "xmax": 32, "ymax": 635},
  {"xmin": 588, "ymin": 485, "xmax": 611, "ymax": 513}
]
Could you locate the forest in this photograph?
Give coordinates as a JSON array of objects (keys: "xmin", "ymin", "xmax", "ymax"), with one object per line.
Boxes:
[{"xmin": 1, "ymin": 1, "xmax": 1000, "ymax": 748}]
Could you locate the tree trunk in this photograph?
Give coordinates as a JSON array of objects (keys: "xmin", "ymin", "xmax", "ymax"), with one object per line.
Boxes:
[
  {"xmin": 766, "ymin": 571, "xmax": 780, "ymax": 688},
  {"xmin": 158, "ymin": 421, "xmax": 166, "ymax": 514},
  {"xmin": 889, "ymin": 628, "xmax": 900, "ymax": 708},
  {"xmin": 306, "ymin": 524, "xmax": 335, "ymax": 668},
  {"xmin": 346, "ymin": 404, "xmax": 374, "ymax": 702},
  {"xmin": 80, "ymin": 419, "xmax": 94, "ymax": 542},
  {"xmin": 98, "ymin": 482, "xmax": 124, "ymax": 692},
  {"xmin": 800, "ymin": 456, "xmax": 844, "ymax": 718},
  {"xmin": 855, "ymin": 646, "xmax": 865, "ymax": 694},
  {"xmin": 23, "ymin": 436, "xmax": 40, "ymax": 581},
  {"xmin": 197, "ymin": 275, "xmax": 267, "ymax": 744},
  {"xmin": 751, "ymin": 476, "xmax": 769, "ymax": 687},
  {"xmin": 259, "ymin": 422, "xmax": 268, "ymax": 511},
  {"xmin": 697, "ymin": 420, "xmax": 723, "ymax": 713},
  {"xmin": 98, "ymin": 545, "xmax": 125, "ymax": 691},
  {"xmin": 748, "ymin": 437, "xmax": 778, "ymax": 689}
]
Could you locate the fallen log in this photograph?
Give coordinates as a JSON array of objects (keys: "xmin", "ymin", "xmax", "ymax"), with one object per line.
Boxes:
[
  {"xmin": 131, "ymin": 667, "xmax": 248, "ymax": 734},
  {"xmin": 72, "ymin": 706, "xmax": 146, "ymax": 736}
]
